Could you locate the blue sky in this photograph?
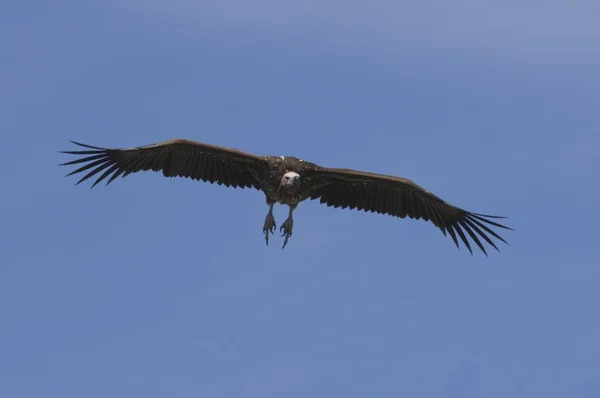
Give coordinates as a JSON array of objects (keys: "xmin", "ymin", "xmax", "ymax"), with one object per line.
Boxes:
[{"xmin": 2, "ymin": 1, "xmax": 600, "ymax": 397}]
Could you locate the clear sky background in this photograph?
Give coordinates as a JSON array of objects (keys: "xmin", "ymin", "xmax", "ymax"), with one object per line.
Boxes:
[{"xmin": 2, "ymin": 1, "xmax": 599, "ymax": 397}]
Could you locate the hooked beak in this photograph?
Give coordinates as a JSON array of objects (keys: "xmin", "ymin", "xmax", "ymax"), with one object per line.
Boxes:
[{"xmin": 292, "ymin": 175, "xmax": 301, "ymax": 187}]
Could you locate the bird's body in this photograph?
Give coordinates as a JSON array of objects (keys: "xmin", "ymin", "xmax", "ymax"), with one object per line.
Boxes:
[
  {"xmin": 261, "ymin": 156, "xmax": 320, "ymax": 205},
  {"xmin": 61, "ymin": 138, "xmax": 512, "ymax": 253}
]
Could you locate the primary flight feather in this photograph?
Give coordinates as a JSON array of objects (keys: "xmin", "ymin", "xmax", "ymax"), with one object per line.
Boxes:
[{"xmin": 60, "ymin": 138, "xmax": 512, "ymax": 254}]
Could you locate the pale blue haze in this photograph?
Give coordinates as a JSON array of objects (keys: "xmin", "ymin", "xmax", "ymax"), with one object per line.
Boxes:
[{"xmin": 1, "ymin": 1, "xmax": 599, "ymax": 397}]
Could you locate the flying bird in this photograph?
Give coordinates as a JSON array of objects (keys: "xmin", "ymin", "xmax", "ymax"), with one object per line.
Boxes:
[{"xmin": 60, "ymin": 139, "xmax": 511, "ymax": 254}]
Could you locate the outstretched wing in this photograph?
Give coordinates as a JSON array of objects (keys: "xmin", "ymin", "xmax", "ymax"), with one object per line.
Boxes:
[
  {"xmin": 60, "ymin": 139, "xmax": 268, "ymax": 189},
  {"xmin": 306, "ymin": 167, "xmax": 512, "ymax": 255}
]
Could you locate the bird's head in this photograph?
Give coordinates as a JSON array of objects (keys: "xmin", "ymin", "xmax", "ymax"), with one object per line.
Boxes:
[{"xmin": 280, "ymin": 171, "xmax": 301, "ymax": 191}]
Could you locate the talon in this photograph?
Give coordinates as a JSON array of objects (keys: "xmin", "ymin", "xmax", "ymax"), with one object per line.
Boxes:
[
  {"xmin": 279, "ymin": 214, "xmax": 294, "ymax": 248},
  {"xmin": 263, "ymin": 205, "xmax": 276, "ymax": 246},
  {"xmin": 282, "ymin": 232, "xmax": 291, "ymax": 249}
]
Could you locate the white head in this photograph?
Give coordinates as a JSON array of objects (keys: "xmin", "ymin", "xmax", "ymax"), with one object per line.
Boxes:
[{"xmin": 281, "ymin": 171, "xmax": 301, "ymax": 189}]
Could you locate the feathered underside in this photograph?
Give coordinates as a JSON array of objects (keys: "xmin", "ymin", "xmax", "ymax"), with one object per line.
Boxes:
[
  {"xmin": 60, "ymin": 139, "xmax": 268, "ymax": 189},
  {"xmin": 306, "ymin": 167, "xmax": 512, "ymax": 256}
]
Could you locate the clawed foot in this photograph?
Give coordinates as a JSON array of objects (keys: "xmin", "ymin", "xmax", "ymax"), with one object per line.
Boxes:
[
  {"xmin": 280, "ymin": 217, "xmax": 294, "ymax": 249},
  {"xmin": 263, "ymin": 212, "xmax": 276, "ymax": 246}
]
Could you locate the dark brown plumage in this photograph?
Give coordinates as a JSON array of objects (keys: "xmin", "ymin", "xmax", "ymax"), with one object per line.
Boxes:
[{"xmin": 61, "ymin": 138, "xmax": 512, "ymax": 254}]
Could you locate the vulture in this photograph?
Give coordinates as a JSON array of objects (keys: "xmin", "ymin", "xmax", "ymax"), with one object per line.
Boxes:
[{"xmin": 60, "ymin": 139, "xmax": 511, "ymax": 254}]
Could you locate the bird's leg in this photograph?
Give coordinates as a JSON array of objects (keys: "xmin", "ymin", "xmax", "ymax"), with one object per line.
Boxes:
[
  {"xmin": 280, "ymin": 204, "xmax": 296, "ymax": 249},
  {"xmin": 262, "ymin": 199, "xmax": 276, "ymax": 246}
]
